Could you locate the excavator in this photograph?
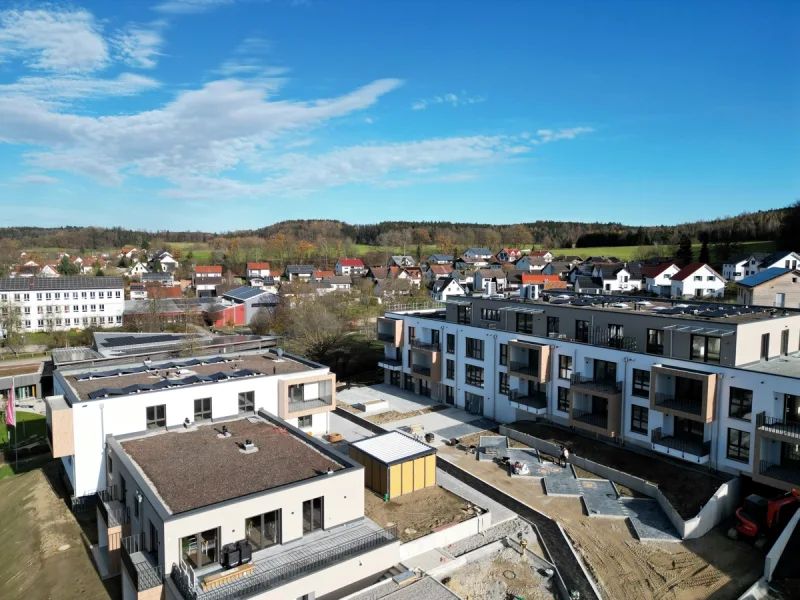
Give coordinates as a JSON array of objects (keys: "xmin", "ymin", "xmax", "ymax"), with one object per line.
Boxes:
[{"xmin": 728, "ymin": 488, "xmax": 800, "ymax": 550}]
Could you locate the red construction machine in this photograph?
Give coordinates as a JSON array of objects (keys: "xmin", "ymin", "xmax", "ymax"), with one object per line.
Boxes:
[{"xmin": 728, "ymin": 489, "xmax": 800, "ymax": 550}]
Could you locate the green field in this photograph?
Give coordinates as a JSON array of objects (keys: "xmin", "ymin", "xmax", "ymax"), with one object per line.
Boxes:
[
  {"xmin": 550, "ymin": 240, "xmax": 776, "ymax": 262},
  {"xmin": 1, "ymin": 411, "xmax": 46, "ymax": 448}
]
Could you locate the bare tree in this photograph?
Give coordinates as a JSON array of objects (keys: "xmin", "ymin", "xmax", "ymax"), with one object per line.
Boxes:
[{"xmin": 249, "ymin": 307, "xmax": 272, "ymax": 335}]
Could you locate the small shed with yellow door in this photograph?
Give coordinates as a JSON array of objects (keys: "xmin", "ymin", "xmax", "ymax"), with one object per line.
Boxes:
[{"xmin": 349, "ymin": 431, "xmax": 437, "ymax": 499}]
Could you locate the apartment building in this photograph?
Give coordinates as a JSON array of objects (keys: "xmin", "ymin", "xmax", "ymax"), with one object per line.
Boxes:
[
  {"xmin": 378, "ymin": 292, "xmax": 800, "ymax": 491},
  {"xmin": 46, "ymin": 348, "xmax": 336, "ymax": 498},
  {"xmin": 0, "ymin": 276, "xmax": 125, "ymax": 333},
  {"xmin": 192, "ymin": 266, "xmax": 223, "ymax": 298},
  {"xmin": 94, "ymin": 413, "xmax": 398, "ymax": 600}
]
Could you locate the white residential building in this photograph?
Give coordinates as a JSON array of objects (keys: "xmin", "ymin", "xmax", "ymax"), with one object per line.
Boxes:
[
  {"xmin": 474, "ymin": 269, "xmax": 507, "ymax": 292},
  {"xmin": 431, "ymin": 278, "xmax": 465, "ymax": 302},
  {"xmin": 641, "ymin": 263, "xmax": 679, "ymax": 295},
  {"xmin": 378, "ymin": 294, "xmax": 800, "ymax": 492},
  {"xmin": 387, "ymin": 256, "xmax": 415, "ymax": 268},
  {"xmin": 193, "ymin": 265, "xmax": 223, "ymax": 297},
  {"xmin": 496, "ymin": 248, "xmax": 522, "ymax": 263},
  {"xmin": 463, "ymin": 248, "xmax": 494, "ymax": 261},
  {"xmin": 0, "ymin": 276, "xmax": 125, "ymax": 333},
  {"xmin": 247, "ymin": 262, "xmax": 272, "ymax": 279},
  {"xmin": 155, "ymin": 251, "xmax": 179, "ymax": 272},
  {"xmin": 592, "ymin": 265, "xmax": 641, "ymax": 292},
  {"xmin": 127, "ymin": 262, "xmax": 149, "ymax": 278},
  {"xmin": 670, "ymin": 263, "xmax": 726, "ymax": 298},
  {"xmin": 335, "ymin": 258, "xmax": 366, "ymax": 276},
  {"xmin": 514, "ymin": 256, "xmax": 547, "ymax": 272}
]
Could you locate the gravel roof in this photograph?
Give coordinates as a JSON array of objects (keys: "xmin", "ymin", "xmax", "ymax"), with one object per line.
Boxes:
[{"xmin": 121, "ymin": 418, "xmax": 345, "ymax": 514}]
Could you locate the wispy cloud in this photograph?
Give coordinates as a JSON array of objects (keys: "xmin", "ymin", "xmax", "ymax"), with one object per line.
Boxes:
[
  {"xmin": 534, "ymin": 127, "xmax": 595, "ymax": 143},
  {"xmin": 112, "ymin": 23, "xmax": 165, "ymax": 69},
  {"xmin": 411, "ymin": 92, "xmax": 485, "ymax": 110},
  {"xmin": 0, "ymin": 73, "xmax": 160, "ymax": 102},
  {"xmin": 16, "ymin": 173, "xmax": 58, "ymax": 185},
  {"xmin": 153, "ymin": 0, "xmax": 236, "ymax": 15}
]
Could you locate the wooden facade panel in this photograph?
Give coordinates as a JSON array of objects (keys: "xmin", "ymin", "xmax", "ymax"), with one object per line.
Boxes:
[
  {"xmin": 401, "ymin": 462, "xmax": 413, "ymax": 495},
  {"xmin": 412, "ymin": 458, "xmax": 425, "ymax": 490},
  {"xmin": 424, "ymin": 455, "xmax": 436, "ymax": 487}
]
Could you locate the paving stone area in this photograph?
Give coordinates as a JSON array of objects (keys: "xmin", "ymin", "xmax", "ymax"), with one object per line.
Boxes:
[
  {"xmin": 542, "ymin": 466, "xmax": 582, "ymax": 496},
  {"xmin": 505, "ymin": 448, "xmax": 543, "ymax": 475},
  {"xmin": 579, "ymin": 480, "xmax": 627, "ymax": 518},
  {"xmin": 477, "ymin": 435, "xmax": 508, "ymax": 461},
  {"xmin": 434, "ymin": 417, "xmax": 497, "ymax": 440},
  {"xmin": 620, "ymin": 498, "xmax": 681, "ymax": 542}
]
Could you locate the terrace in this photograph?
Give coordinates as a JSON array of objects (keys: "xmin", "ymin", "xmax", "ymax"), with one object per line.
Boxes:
[{"xmin": 651, "ymin": 427, "xmax": 711, "ymax": 463}]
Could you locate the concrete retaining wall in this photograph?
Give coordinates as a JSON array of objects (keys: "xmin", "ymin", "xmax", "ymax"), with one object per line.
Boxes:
[
  {"xmin": 500, "ymin": 425, "xmax": 736, "ymax": 540},
  {"xmin": 399, "ymin": 511, "xmax": 491, "ymax": 561},
  {"xmin": 765, "ymin": 506, "xmax": 800, "ymax": 582}
]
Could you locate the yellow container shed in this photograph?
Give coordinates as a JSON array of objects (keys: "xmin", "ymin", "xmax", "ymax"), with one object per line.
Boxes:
[{"xmin": 349, "ymin": 431, "xmax": 437, "ymax": 499}]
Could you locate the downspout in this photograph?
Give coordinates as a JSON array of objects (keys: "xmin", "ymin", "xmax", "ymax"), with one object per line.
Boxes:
[
  {"xmin": 712, "ymin": 373, "xmax": 723, "ymax": 471},
  {"xmin": 621, "ymin": 357, "xmax": 632, "ymax": 445}
]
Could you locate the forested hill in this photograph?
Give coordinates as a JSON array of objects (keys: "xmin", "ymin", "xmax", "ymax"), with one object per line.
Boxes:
[{"xmin": 0, "ymin": 206, "xmax": 790, "ymax": 250}]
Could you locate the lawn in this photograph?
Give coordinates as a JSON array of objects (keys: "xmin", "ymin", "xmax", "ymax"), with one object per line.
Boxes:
[
  {"xmin": 1, "ymin": 410, "xmax": 47, "ymax": 448},
  {"xmin": 552, "ymin": 240, "xmax": 775, "ymax": 262}
]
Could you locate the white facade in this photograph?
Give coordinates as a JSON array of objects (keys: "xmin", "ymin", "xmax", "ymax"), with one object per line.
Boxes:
[
  {"xmin": 474, "ymin": 270, "xmax": 507, "ymax": 292},
  {"xmin": 515, "ymin": 256, "xmax": 546, "ymax": 272},
  {"xmin": 431, "ymin": 279, "xmax": 465, "ymax": 302},
  {"xmin": 645, "ymin": 264, "xmax": 680, "ymax": 294},
  {"xmin": 463, "ymin": 248, "xmax": 494, "ymax": 261},
  {"xmin": 592, "ymin": 266, "xmax": 642, "ymax": 292},
  {"xmin": 335, "ymin": 259, "xmax": 365, "ymax": 276},
  {"xmin": 761, "ymin": 252, "xmax": 800, "ymax": 273},
  {"xmin": 671, "ymin": 265, "xmax": 726, "ymax": 298},
  {"xmin": 0, "ymin": 278, "xmax": 125, "ymax": 333},
  {"xmin": 722, "ymin": 258, "xmax": 748, "ymax": 282},
  {"xmin": 247, "ymin": 264, "xmax": 272, "ymax": 278},
  {"xmin": 127, "ymin": 262, "xmax": 149, "ymax": 277}
]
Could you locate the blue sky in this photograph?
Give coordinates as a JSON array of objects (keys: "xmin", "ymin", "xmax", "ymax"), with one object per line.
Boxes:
[{"xmin": 0, "ymin": 0, "xmax": 796, "ymax": 232}]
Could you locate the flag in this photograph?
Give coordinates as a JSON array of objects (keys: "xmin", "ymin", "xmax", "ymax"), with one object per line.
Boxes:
[{"xmin": 4, "ymin": 378, "xmax": 14, "ymax": 428}]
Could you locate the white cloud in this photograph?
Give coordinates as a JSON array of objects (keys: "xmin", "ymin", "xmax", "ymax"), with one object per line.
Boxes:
[
  {"xmin": 153, "ymin": 0, "xmax": 236, "ymax": 14},
  {"xmin": 0, "ymin": 8, "xmax": 109, "ymax": 72},
  {"xmin": 112, "ymin": 24, "xmax": 165, "ymax": 69},
  {"xmin": 535, "ymin": 127, "xmax": 595, "ymax": 143},
  {"xmin": 0, "ymin": 73, "xmax": 160, "ymax": 102},
  {"xmin": 16, "ymin": 173, "xmax": 58, "ymax": 185},
  {"xmin": 411, "ymin": 92, "xmax": 484, "ymax": 110},
  {"xmin": 364, "ymin": 117, "xmax": 374, "ymax": 124},
  {"xmin": 235, "ymin": 36, "xmax": 271, "ymax": 54}
]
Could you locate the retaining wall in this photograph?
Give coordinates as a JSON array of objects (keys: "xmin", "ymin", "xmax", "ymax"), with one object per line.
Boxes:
[
  {"xmin": 399, "ymin": 511, "xmax": 491, "ymax": 561},
  {"xmin": 765, "ymin": 507, "xmax": 800, "ymax": 582},
  {"xmin": 499, "ymin": 425, "xmax": 737, "ymax": 539}
]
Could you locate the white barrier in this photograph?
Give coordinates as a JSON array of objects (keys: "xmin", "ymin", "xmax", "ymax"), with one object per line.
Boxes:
[
  {"xmin": 765, "ymin": 506, "xmax": 800, "ymax": 582},
  {"xmin": 398, "ymin": 511, "xmax": 491, "ymax": 561}
]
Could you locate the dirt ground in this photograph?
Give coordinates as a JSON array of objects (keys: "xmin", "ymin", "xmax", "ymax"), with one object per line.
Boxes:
[
  {"xmin": 364, "ymin": 403, "xmax": 449, "ymax": 424},
  {"xmin": 439, "ymin": 445, "xmax": 763, "ymax": 600},
  {"xmin": 443, "ymin": 545, "xmax": 556, "ymax": 600},
  {"xmin": 0, "ymin": 464, "xmax": 115, "ymax": 600},
  {"xmin": 363, "ymin": 486, "xmax": 477, "ymax": 542},
  {"xmin": 508, "ymin": 421, "xmax": 724, "ymax": 518}
]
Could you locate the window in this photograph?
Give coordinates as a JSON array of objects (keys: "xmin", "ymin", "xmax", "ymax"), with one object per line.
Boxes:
[
  {"xmin": 72, "ymin": 292, "xmax": 78, "ymax": 299},
  {"xmin": 36, "ymin": 293, "xmax": 42, "ymax": 300},
  {"xmin": 445, "ymin": 385, "xmax": 455, "ymax": 405},
  {"xmin": 181, "ymin": 529, "xmax": 219, "ymax": 569},
  {"xmin": 631, "ymin": 369, "xmax": 650, "ymax": 398},
  {"xmin": 134, "ymin": 497, "xmax": 139, "ymax": 519},
  {"xmin": 420, "ymin": 379, "xmax": 431, "ymax": 397},
  {"xmin": 499, "ymin": 344, "xmax": 508, "ymax": 366},
  {"xmin": 99, "ymin": 292, "xmax": 104, "ymax": 299},
  {"xmin": 90, "ymin": 292, "xmax": 96, "ymax": 299},
  {"xmin": 547, "ymin": 316, "xmax": 559, "ymax": 336},
  {"xmin": 761, "ymin": 333, "xmax": 770, "ymax": 360},
  {"xmin": 608, "ymin": 324, "xmax": 624, "ymax": 346},
  {"xmin": 90, "ymin": 304, "xmax": 96, "ymax": 311},
  {"xmin": 446, "ymin": 359, "xmax": 455, "ymax": 379},
  {"xmin": 45, "ymin": 293, "xmax": 51, "ymax": 300},
  {"xmin": 194, "ymin": 397, "xmax": 212, "ymax": 421},
  {"xmin": 466, "ymin": 337, "xmax": 484, "ymax": 360},
  {"xmin": 691, "ymin": 335, "xmax": 721, "ymax": 364},
  {"xmin": 481, "ymin": 308, "xmax": 500, "ymax": 322},
  {"xmin": 729, "ymin": 388, "xmax": 753, "ymax": 421},
  {"xmin": 465, "ymin": 364, "xmax": 484, "ymax": 388},
  {"xmin": 446, "ymin": 333, "xmax": 455, "ymax": 354},
  {"xmin": 457, "ymin": 305, "xmax": 471, "ymax": 325},
  {"xmin": 288, "ymin": 384, "xmax": 305, "ymax": 404},
  {"xmin": 81, "ymin": 292, "xmax": 87, "ymax": 299},
  {"xmin": 107, "ymin": 454, "xmax": 113, "ymax": 474},
  {"xmin": 693, "ymin": 275, "xmax": 702, "ymax": 281},
  {"xmin": 408, "ymin": 326, "xmax": 415, "ymax": 341},
  {"xmin": 498, "ymin": 372, "xmax": 509, "ymax": 395},
  {"xmin": 647, "ymin": 329, "xmax": 664, "ymax": 354},
  {"xmin": 238, "ymin": 391, "xmax": 255, "ymax": 413},
  {"xmin": 303, "ymin": 497, "xmax": 324, "ymax": 534},
  {"xmin": 516, "ymin": 313, "xmax": 533, "ymax": 334},
  {"xmin": 82, "ymin": 305, "xmax": 87, "ymax": 312},
  {"xmin": 630, "ymin": 405, "xmax": 649, "ymax": 435},
  {"xmin": 558, "ymin": 355, "xmax": 572, "ymax": 379},
  {"xmin": 781, "ymin": 330, "xmax": 789, "ymax": 355},
  {"xmin": 575, "ymin": 320, "xmax": 589, "ymax": 343},
  {"xmin": 298, "ymin": 415, "xmax": 312, "ymax": 428},
  {"xmin": 557, "ymin": 387, "xmax": 569, "ymax": 412},
  {"xmin": 116, "ymin": 291, "xmax": 121, "ymax": 298},
  {"xmin": 146, "ymin": 405, "xmax": 166, "ymax": 429},
  {"xmin": 726, "ymin": 429, "xmax": 750, "ymax": 463},
  {"xmin": 99, "ymin": 304, "xmax": 104, "ymax": 312},
  {"xmin": 246, "ymin": 510, "xmax": 281, "ymax": 550}
]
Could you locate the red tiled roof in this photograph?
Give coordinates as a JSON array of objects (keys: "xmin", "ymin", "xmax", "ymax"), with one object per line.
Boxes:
[
  {"xmin": 195, "ymin": 265, "xmax": 222, "ymax": 274},
  {"xmin": 521, "ymin": 274, "xmax": 560, "ymax": 284},
  {"xmin": 313, "ymin": 270, "xmax": 335, "ymax": 279},
  {"xmin": 147, "ymin": 285, "xmax": 182, "ymax": 299},
  {"xmin": 247, "ymin": 262, "xmax": 271, "ymax": 270},
  {"xmin": 337, "ymin": 258, "xmax": 364, "ymax": 267},
  {"xmin": 671, "ymin": 263, "xmax": 722, "ymax": 282},
  {"xmin": 528, "ymin": 250, "xmax": 551, "ymax": 257},
  {"xmin": 501, "ymin": 248, "xmax": 521, "ymax": 255},
  {"xmin": 429, "ymin": 265, "xmax": 453, "ymax": 275},
  {"xmin": 641, "ymin": 262, "xmax": 676, "ymax": 279}
]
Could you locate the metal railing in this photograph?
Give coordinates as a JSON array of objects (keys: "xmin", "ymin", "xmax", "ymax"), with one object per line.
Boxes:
[
  {"xmin": 653, "ymin": 392, "xmax": 702, "ymax": 416},
  {"xmin": 96, "ymin": 486, "xmax": 130, "ymax": 527},
  {"xmin": 759, "ymin": 460, "xmax": 800, "ymax": 486},
  {"xmin": 569, "ymin": 373, "xmax": 622, "ymax": 394},
  {"xmin": 287, "ymin": 394, "xmax": 333, "ymax": 413},
  {"xmin": 121, "ymin": 533, "xmax": 163, "ymax": 592},
  {"xmin": 412, "ymin": 364, "xmax": 431, "ymax": 377},
  {"xmin": 510, "ymin": 389, "xmax": 547, "ymax": 410},
  {"xmin": 646, "ymin": 343, "xmax": 664, "ymax": 355},
  {"xmin": 756, "ymin": 412, "xmax": 800, "ymax": 438},
  {"xmin": 410, "ymin": 339, "xmax": 440, "ymax": 352},
  {"xmin": 572, "ymin": 408, "xmax": 609, "ymax": 430},
  {"xmin": 651, "ymin": 428, "xmax": 710, "ymax": 458},
  {"xmin": 172, "ymin": 526, "xmax": 398, "ymax": 600},
  {"xmin": 377, "ymin": 358, "xmax": 402, "ymax": 368},
  {"xmin": 509, "ymin": 361, "xmax": 540, "ymax": 378},
  {"xmin": 376, "ymin": 332, "xmax": 395, "ymax": 343}
]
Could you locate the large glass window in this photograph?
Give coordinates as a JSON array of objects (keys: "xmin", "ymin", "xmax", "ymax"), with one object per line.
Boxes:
[
  {"xmin": 303, "ymin": 497, "xmax": 324, "ymax": 534},
  {"xmin": 547, "ymin": 316, "xmax": 559, "ymax": 336},
  {"xmin": 557, "ymin": 387, "xmax": 569, "ymax": 412},
  {"xmin": 726, "ymin": 429, "xmax": 750, "ymax": 463},
  {"xmin": 575, "ymin": 320, "xmax": 589, "ymax": 343},
  {"xmin": 446, "ymin": 359, "xmax": 455, "ymax": 380},
  {"xmin": 481, "ymin": 308, "xmax": 500, "ymax": 322},
  {"xmin": 593, "ymin": 359, "xmax": 617, "ymax": 382},
  {"xmin": 180, "ymin": 528, "xmax": 219, "ymax": 569},
  {"xmin": 558, "ymin": 355, "xmax": 572, "ymax": 380},
  {"xmin": 457, "ymin": 305, "xmax": 471, "ymax": 325},
  {"xmin": 631, "ymin": 369, "xmax": 650, "ymax": 398},
  {"xmin": 516, "ymin": 313, "xmax": 533, "ymax": 334},
  {"xmin": 691, "ymin": 335, "xmax": 721, "ymax": 364},
  {"xmin": 499, "ymin": 344, "xmax": 508, "ymax": 366},
  {"xmin": 729, "ymin": 388, "xmax": 753, "ymax": 421},
  {"xmin": 446, "ymin": 333, "xmax": 455, "ymax": 354},
  {"xmin": 647, "ymin": 329, "xmax": 664, "ymax": 355},
  {"xmin": 498, "ymin": 372, "xmax": 509, "ymax": 396},
  {"xmin": 146, "ymin": 405, "xmax": 166, "ymax": 429},
  {"xmin": 238, "ymin": 391, "xmax": 255, "ymax": 413},
  {"xmin": 246, "ymin": 510, "xmax": 281, "ymax": 550},
  {"xmin": 465, "ymin": 364, "xmax": 484, "ymax": 388},
  {"xmin": 288, "ymin": 384, "xmax": 304, "ymax": 403},
  {"xmin": 630, "ymin": 405, "xmax": 648, "ymax": 434},
  {"xmin": 445, "ymin": 385, "xmax": 455, "ymax": 406},
  {"xmin": 466, "ymin": 337, "xmax": 484, "ymax": 360},
  {"xmin": 194, "ymin": 398, "xmax": 212, "ymax": 421}
]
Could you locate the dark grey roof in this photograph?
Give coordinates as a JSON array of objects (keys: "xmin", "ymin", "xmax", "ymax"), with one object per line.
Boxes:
[
  {"xmin": 427, "ymin": 254, "xmax": 454, "ymax": 262},
  {"xmin": 285, "ymin": 265, "xmax": 314, "ymax": 274},
  {"xmin": 575, "ymin": 276, "xmax": 602, "ymax": 290},
  {"xmin": 626, "ymin": 263, "xmax": 643, "ymax": 278},
  {"xmin": 141, "ymin": 272, "xmax": 172, "ymax": 281},
  {"xmin": 325, "ymin": 275, "xmax": 352, "ymax": 285},
  {"xmin": 759, "ymin": 251, "xmax": 796, "ymax": 268},
  {"xmin": 598, "ymin": 265, "xmax": 625, "ymax": 279},
  {"xmin": 726, "ymin": 252, "xmax": 767, "ymax": 264},
  {"xmin": 223, "ymin": 286, "xmax": 271, "ymax": 301},
  {"xmin": 738, "ymin": 268, "xmax": 793, "ymax": 288},
  {"xmin": 465, "ymin": 248, "xmax": 493, "ymax": 255},
  {"xmin": 0, "ymin": 276, "xmax": 123, "ymax": 291}
]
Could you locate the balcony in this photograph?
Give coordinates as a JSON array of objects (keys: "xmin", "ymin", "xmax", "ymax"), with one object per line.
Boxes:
[
  {"xmin": 509, "ymin": 361, "xmax": 539, "ymax": 378},
  {"xmin": 288, "ymin": 394, "xmax": 333, "ymax": 414},
  {"xmin": 755, "ymin": 460, "xmax": 800, "ymax": 490},
  {"xmin": 651, "ymin": 427, "xmax": 710, "ymax": 464},
  {"xmin": 377, "ymin": 358, "xmax": 403, "ymax": 371},
  {"xmin": 97, "ymin": 487, "xmax": 130, "ymax": 528},
  {"xmin": 376, "ymin": 317, "xmax": 402, "ymax": 347},
  {"xmin": 569, "ymin": 373, "xmax": 622, "ymax": 396},
  {"xmin": 410, "ymin": 338, "xmax": 441, "ymax": 352},
  {"xmin": 171, "ymin": 524, "xmax": 398, "ymax": 600},
  {"xmin": 121, "ymin": 533, "xmax": 163, "ymax": 593},
  {"xmin": 508, "ymin": 340, "xmax": 550, "ymax": 383},
  {"xmin": 509, "ymin": 389, "xmax": 547, "ymax": 413},
  {"xmin": 756, "ymin": 412, "xmax": 800, "ymax": 441},
  {"xmin": 571, "ymin": 408, "xmax": 609, "ymax": 431},
  {"xmin": 376, "ymin": 332, "xmax": 395, "ymax": 343},
  {"xmin": 649, "ymin": 366, "xmax": 717, "ymax": 423},
  {"xmin": 280, "ymin": 374, "xmax": 336, "ymax": 419},
  {"xmin": 652, "ymin": 393, "xmax": 703, "ymax": 418},
  {"xmin": 646, "ymin": 343, "xmax": 664, "ymax": 355},
  {"xmin": 412, "ymin": 364, "xmax": 431, "ymax": 377}
]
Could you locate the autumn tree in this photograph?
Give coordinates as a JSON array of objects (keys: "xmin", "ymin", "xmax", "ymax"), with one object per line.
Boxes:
[
  {"xmin": 57, "ymin": 256, "xmax": 80, "ymax": 275},
  {"xmin": 505, "ymin": 224, "xmax": 531, "ymax": 249},
  {"xmin": 249, "ymin": 307, "xmax": 273, "ymax": 335}
]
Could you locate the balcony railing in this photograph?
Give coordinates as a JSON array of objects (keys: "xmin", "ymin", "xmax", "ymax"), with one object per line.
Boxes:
[
  {"xmin": 570, "ymin": 373, "xmax": 622, "ymax": 395},
  {"xmin": 410, "ymin": 339, "xmax": 440, "ymax": 352},
  {"xmin": 509, "ymin": 362, "xmax": 539, "ymax": 377},
  {"xmin": 646, "ymin": 343, "xmax": 664, "ymax": 355},
  {"xmin": 376, "ymin": 332, "xmax": 395, "ymax": 343},
  {"xmin": 378, "ymin": 358, "xmax": 402, "ymax": 368},
  {"xmin": 510, "ymin": 389, "xmax": 547, "ymax": 410},
  {"xmin": 572, "ymin": 408, "xmax": 609, "ymax": 430},
  {"xmin": 652, "ymin": 427, "xmax": 710, "ymax": 458},
  {"xmin": 653, "ymin": 392, "xmax": 702, "ymax": 416},
  {"xmin": 756, "ymin": 412, "xmax": 800, "ymax": 438},
  {"xmin": 412, "ymin": 364, "xmax": 431, "ymax": 377},
  {"xmin": 758, "ymin": 460, "xmax": 800, "ymax": 487},
  {"xmin": 121, "ymin": 533, "xmax": 163, "ymax": 592},
  {"xmin": 96, "ymin": 486, "xmax": 130, "ymax": 527},
  {"xmin": 171, "ymin": 526, "xmax": 398, "ymax": 600},
  {"xmin": 287, "ymin": 394, "xmax": 333, "ymax": 413}
]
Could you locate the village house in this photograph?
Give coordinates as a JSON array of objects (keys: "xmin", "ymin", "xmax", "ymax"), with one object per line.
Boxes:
[
  {"xmin": 670, "ymin": 263, "xmax": 726, "ymax": 299},
  {"xmin": 334, "ymin": 257, "xmax": 365, "ymax": 276},
  {"xmin": 736, "ymin": 268, "xmax": 800, "ymax": 308}
]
